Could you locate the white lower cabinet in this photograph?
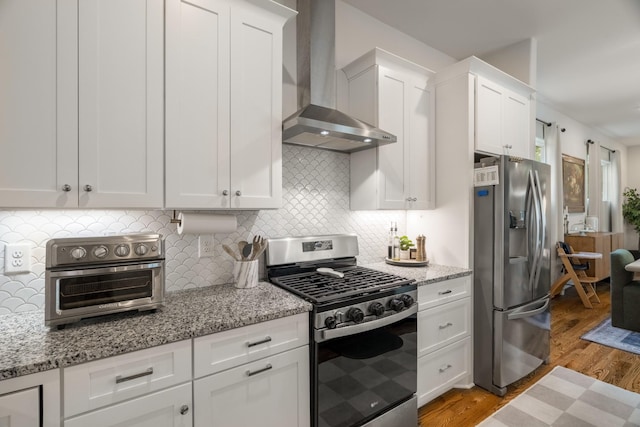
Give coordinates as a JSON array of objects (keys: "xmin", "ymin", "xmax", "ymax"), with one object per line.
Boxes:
[
  {"xmin": 417, "ymin": 276, "xmax": 473, "ymax": 407},
  {"xmin": 0, "ymin": 387, "xmax": 40, "ymax": 427},
  {"xmin": 0, "ymin": 370, "xmax": 60, "ymax": 427},
  {"xmin": 65, "ymin": 383, "xmax": 192, "ymax": 427},
  {"xmin": 194, "ymin": 346, "xmax": 309, "ymax": 427}
]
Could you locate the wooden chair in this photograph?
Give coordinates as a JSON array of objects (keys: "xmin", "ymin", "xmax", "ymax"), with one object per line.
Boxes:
[{"xmin": 551, "ymin": 241, "xmax": 601, "ymax": 308}]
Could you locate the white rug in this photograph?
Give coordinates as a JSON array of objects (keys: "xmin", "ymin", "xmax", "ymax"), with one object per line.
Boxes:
[{"xmin": 477, "ymin": 366, "xmax": 640, "ymax": 426}]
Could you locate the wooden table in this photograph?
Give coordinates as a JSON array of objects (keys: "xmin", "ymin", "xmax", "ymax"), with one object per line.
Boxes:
[
  {"xmin": 551, "ymin": 251, "xmax": 603, "ymax": 308},
  {"xmin": 564, "ymin": 232, "xmax": 623, "ymax": 281}
]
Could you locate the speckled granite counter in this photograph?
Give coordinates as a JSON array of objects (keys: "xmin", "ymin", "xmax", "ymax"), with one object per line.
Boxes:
[
  {"xmin": 0, "ymin": 282, "xmax": 312, "ymax": 381},
  {"xmin": 364, "ymin": 261, "xmax": 472, "ymax": 285}
]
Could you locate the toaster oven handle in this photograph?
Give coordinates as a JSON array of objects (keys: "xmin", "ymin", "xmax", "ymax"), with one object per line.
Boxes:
[{"xmin": 316, "ymin": 304, "xmax": 418, "ymax": 343}]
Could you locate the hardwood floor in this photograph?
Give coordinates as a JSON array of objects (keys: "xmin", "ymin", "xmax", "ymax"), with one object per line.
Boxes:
[{"xmin": 418, "ymin": 282, "xmax": 640, "ymax": 426}]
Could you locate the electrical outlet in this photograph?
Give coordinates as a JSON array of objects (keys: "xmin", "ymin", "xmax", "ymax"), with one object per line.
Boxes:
[
  {"xmin": 198, "ymin": 235, "xmax": 215, "ymax": 258},
  {"xmin": 4, "ymin": 243, "xmax": 31, "ymax": 274}
]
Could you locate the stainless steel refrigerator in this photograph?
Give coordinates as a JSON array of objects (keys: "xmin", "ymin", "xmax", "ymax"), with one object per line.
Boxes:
[{"xmin": 473, "ymin": 155, "xmax": 551, "ymax": 396}]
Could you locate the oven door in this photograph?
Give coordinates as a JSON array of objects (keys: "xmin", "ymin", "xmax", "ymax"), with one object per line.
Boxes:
[
  {"xmin": 45, "ymin": 261, "xmax": 164, "ymax": 326},
  {"xmin": 312, "ymin": 306, "xmax": 418, "ymax": 427}
]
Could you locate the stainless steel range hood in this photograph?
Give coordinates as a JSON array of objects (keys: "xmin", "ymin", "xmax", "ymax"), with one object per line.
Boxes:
[{"xmin": 282, "ymin": 0, "xmax": 396, "ymax": 153}]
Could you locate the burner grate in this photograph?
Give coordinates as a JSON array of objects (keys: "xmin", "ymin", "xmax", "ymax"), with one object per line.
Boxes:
[{"xmin": 271, "ymin": 266, "xmax": 413, "ymax": 304}]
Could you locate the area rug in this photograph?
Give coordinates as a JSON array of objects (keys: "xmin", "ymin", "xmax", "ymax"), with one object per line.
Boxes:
[
  {"xmin": 477, "ymin": 366, "xmax": 640, "ymax": 426},
  {"xmin": 581, "ymin": 318, "xmax": 640, "ymax": 355}
]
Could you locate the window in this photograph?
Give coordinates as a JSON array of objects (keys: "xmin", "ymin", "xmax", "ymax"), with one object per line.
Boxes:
[{"xmin": 535, "ymin": 121, "xmax": 546, "ymax": 163}]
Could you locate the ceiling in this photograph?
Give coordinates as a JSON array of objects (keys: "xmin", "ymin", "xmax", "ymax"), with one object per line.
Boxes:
[{"xmin": 343, "ymin": 0, "xmax": 640, "ymax": 143}]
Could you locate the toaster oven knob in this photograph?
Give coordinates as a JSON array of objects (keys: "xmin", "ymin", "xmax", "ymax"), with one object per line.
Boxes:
[
  {"xmin": 400, "ymin": 294, "xmax": 415, "ymax": 308},
  {"xmin": 346, "ymin": 307, "xmax": 364, "ymax": 323},
  {"xmin": 70, "ymin": 247, "xmax": 87, "ymax": 260},
  {"xmin": 368, "ymin": 302, "xmax": 385, "ymax": 317},
  {"xmin": 388, "ymin": 298, "xmax": 405, "ymax": 312},
  {"xmin": 134, "ymin": 244, "xmax": 149, "ymax": 256},
  {"xmin": 114, "ymin": 244, "xmax": 130, "ymax": 257},
  {"xmin": 92, "ymin": 245, "xmax": 109, "ymax": 259},
  {"xmin": 325, "ymin": 316, "xmax": 337, "ymax": 329}
]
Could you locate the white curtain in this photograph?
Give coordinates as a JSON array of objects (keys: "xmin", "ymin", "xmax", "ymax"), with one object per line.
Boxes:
[
  {"xmin": 545, "ymin": 124, "xmax": 564, "ymax": 282},
  {"xmin": 611, "ymin": 150, "xmax": 623, "ymax": 233}
]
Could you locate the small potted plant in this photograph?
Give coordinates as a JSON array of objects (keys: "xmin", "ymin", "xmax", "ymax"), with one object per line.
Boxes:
[{"xmin": 399, "ymin": 236, "xmax": 414, "ymax": 260}]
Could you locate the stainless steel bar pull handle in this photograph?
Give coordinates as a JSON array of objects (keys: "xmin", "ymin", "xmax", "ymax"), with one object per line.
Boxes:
[
  {"xmin": 438, "ymin": 290, "xmax": 452, "ymax": 295},
  {"xmin": 439, "ymin": 364, "xmax": 452, "ymax": 373},
  {"xmin": 246, "ymin": 336, "xmax": 272, "ymax": 347},
  {"xmin": 115, "ymin": 367, "xmax": 153, "ymax": 384},
  {"xmin": 439, "ymin": 322, "xmax": 453, "ymax": 329},
  {"xmin": 246, "ymin": 363, "xmax": 272, "ymax": 377}
]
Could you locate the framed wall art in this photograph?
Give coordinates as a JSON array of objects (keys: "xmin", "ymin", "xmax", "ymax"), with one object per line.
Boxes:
[{"xmin": 562, "ymin": 154, "xmax": 585, "ymax": 213}]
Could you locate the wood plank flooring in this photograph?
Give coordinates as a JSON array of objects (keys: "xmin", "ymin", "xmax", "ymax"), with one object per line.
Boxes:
[{"xmin": 418, "ymin": 282, "xmax": 640, "ymax": 426}]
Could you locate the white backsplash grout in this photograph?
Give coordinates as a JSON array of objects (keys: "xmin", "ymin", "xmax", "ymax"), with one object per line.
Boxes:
[{"xmin": 0, "ymin": 145, "xmax": 406, "ymax": 314}]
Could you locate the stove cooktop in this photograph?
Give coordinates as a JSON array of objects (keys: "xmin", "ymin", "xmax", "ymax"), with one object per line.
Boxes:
[{"xmin": 269, "ymin": 266, "xmax": 414, "ymax": 305}]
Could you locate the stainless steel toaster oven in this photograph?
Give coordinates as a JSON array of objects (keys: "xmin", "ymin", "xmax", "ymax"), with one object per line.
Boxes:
[{"xmin": 45, "ymin": 233, "xmax": 165, "ymax": 327}]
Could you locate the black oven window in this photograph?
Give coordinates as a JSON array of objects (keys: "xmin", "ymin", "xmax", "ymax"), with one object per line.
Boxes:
[
  {"xmin": 58, "ymin": 270, "xmax": 153, "ymax": 309},
  {"xmin": 316, "ymin": 316, "xmax": 417, "ymax": 427}
]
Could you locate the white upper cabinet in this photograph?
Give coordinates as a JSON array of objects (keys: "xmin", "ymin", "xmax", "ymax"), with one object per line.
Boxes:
[
  {"xmin": 343, "ymin": 48, "xmax": 435, "ymax": 210},
  {"xmin": 476, "ymin": 75, "xmax": 531, "ymax": 158},
  {"xmin": 0, "ymin": 0, "xmax": 164, "ymax": 209},
  {"xmin": 165, "ymin": 0, "xmax": 295, "ymax": 209}
]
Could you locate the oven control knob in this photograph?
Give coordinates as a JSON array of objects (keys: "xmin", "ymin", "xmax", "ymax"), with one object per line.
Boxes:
[
  {"xmin": 134, "ymin": 244, "xmax": 149, "ymax": 256},
  {"xmin": 114, "ymin": 244, "xmax": 131, "ymax": 257},
  {"xmin": 400, "ymin": 294, "xmax": 415, "ymax": 308},
  {"xmin": 346, "ymin": 307, "xmax": 364, "ymax": 323},
  {"xmin": 325, "ymin": 316, "xmax": 338, "ymax": 329},
  {"xmin": 368, "ymin": 302, "xmax": 385, "ymax": 317},
  {"xmin": 388, "ymin": 298, "xmax": 405, "ymax": 312},
  {"xmin": 92, "ymin": 245, "xmax": 109, "ymax": 259},
  {"xmin": 70, "ymin": 247, "xmax": 87, "ymax": 260}
]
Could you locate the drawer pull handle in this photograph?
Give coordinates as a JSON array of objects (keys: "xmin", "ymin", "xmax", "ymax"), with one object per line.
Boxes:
[
  {"xmin": 180, "ymin": 405, "xmax": 189, "ymax": 415},
  {"xmin": 115, "ymin": 367, "xmax": 154, "ymax": 384},
  {"xmin": 439, "ymin": 322, "xmax": 453, "ymax": 329},
  {"xmin": 439, "ymin": 364, "xmax": 452, "ymax": 373},
  {"xmin": 246, "ymin": 363, "xmax": 273, "ymax": 377},
  {"xmin": 438, "ymin": 290, "xmax": 452, "ymax": 295},
  {"xmin": 246, "ymin": 336, "xmax": 272, "ymax": 347}
]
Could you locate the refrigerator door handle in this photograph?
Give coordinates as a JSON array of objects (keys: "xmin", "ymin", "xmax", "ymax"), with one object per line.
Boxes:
[
  {"xmin": 507, "ymin": 298, "xmax": 550, "ymax": 320},
  {"xmin": 526, "ymin": 171, "xmax": 540, "ymax": 290},
  {"xmin": 532, "ymin": 170, "xmax": 546, "ymax": 287}
]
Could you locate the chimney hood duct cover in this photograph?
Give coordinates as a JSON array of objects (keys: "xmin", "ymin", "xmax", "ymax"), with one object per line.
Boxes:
[{"xmin": 282, "ymin": 0, "xmax": 396, "ymax": 153}]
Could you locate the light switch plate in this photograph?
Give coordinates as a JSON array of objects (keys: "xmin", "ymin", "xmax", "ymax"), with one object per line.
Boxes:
[{"xmin": 4, "ymin": 243, "xmax": 31, "ymax": 274}]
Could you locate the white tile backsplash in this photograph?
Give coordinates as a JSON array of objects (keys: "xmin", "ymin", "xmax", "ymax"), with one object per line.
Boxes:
[{"xmin": 0, "ymin": 145, "xmax": 405, "ymax": 314}]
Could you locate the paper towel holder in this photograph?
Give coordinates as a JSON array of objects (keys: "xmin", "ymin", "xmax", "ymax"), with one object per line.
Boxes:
[{"xmin": 170, "ymin": 210, "xmax": 182, "ymax": 226}]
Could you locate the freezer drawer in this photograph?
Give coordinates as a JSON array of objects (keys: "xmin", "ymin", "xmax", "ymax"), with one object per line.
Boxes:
[{"xmin": 493, "ymin": 297, "xmax": 550, "ymax": 390}]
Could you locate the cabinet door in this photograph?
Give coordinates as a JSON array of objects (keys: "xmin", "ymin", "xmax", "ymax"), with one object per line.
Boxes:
[
  {"xmin": 78, "ymin": 0, "xmax": 164, "ymax": 208},
  {"xmin": 0, "ymin": 0, "xmax": 77, "ymax": 208},
  {"xmin": 165, "ymin": 0, "xmax": 231, "ymax": 209},
  {"xmin": 194, "ymin": 346, "xmax": 310, "ymax": 427},
  {"xmin": 406, "ymin": 80, "xmax": 434, "ymax": 209},
  {"xmin": 0, "ymin": 387, "xmax": 39, "ymax": 427},
  {"xmin": 475, "ymin": 76, "xmax": 505, "ymax": 156},
  {"xmin": 503, "ymin": 88, "xmax": 530, "ymax": 158},
  {"xmin": 229, "ymin": 4, "xmax": 284, "ymax": 209},
  {"xmin": 65, "ymin": 383, "xmax": 192, "ymax": 427},
  {"xmin": 377, "ymin": 66, "xmax": 408, "ymax": 209}
]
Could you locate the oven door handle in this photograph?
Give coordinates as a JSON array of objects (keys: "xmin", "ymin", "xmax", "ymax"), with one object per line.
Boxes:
[{"xmin": 315, "ymin": 305, "xmax": 418, "ymax": 342}]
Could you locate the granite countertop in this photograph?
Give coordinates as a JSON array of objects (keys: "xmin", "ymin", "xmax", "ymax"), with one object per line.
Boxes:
[
  {"xmin": 0, "ymin": 261, "xmax": 469, "ymax": 382},
  {"xmin": 0, "ymin": 282, "xmax": 312, "ymax": 381},
  {"xmin": 363, "ymin": 261, "xmax": 472, "ymax": 285}
]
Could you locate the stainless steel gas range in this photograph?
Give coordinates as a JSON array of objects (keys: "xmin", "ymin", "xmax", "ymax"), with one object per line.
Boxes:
[{"xmin": 266, "ymin": 234, "xmax": 417, "ymax": 427}]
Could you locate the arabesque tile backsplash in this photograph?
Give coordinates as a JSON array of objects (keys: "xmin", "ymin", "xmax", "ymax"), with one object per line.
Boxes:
[{"xmin": 0, "ymin": 145, "xmax": 405, "ymax": 314}]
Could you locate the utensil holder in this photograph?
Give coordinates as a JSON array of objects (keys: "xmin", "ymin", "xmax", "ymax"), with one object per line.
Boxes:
[{"xmin": 233, "ymin": 259, "xmax": 259, "ymax": 289}]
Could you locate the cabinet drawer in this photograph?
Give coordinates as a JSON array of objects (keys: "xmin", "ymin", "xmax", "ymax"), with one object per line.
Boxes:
[
  {"xmin": 418, "ymin": 275, "xmax": 470, "ymax": 310},
  {"xmin": 65, "ymin": 383, "xmax": 192, "ymax": 427},
  {"xmin": 417, "ymin": 337, "xmax": 471, "ymax": 407},
  {"xmin": 418, "ymin": 298, "xmax": 470, "ymax": 357},
  {"xmin": 194, "ymin": 313, "xmax": 308, "ymax": 378},
  {"xmin": 64, "ymin": 340, "xmax": 192, "ymax": 417}
]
